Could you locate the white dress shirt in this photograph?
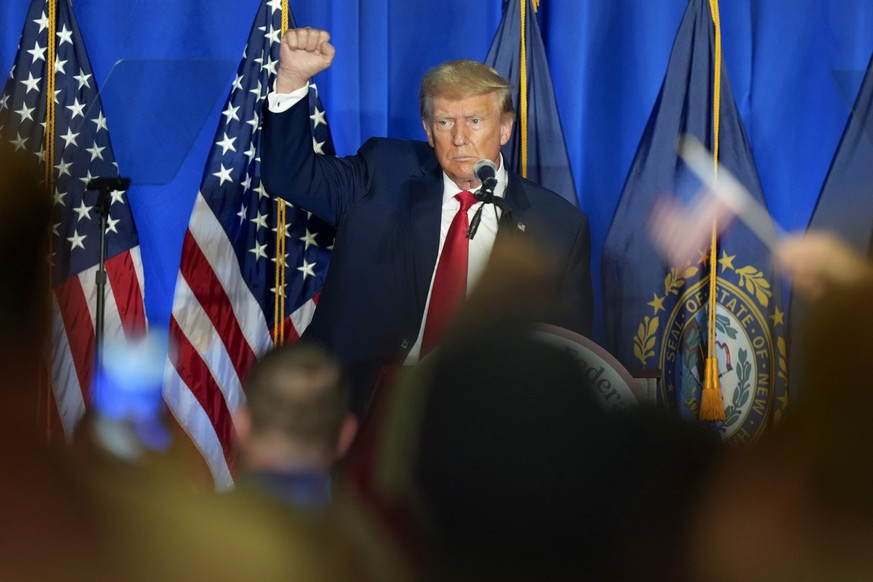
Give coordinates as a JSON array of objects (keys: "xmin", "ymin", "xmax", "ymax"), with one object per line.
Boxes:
[{"xmin": 404, "ymin": 168, "xmax": 506, "ymax": 363}]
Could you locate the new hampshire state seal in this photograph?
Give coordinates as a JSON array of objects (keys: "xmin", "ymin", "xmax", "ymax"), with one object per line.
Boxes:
[{"xmin": 633, "ymin": 251, "xmax": 788, "ymax": 444}]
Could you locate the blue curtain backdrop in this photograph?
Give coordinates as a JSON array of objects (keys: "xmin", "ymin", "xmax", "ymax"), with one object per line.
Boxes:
[{"xmin": 2, "ymin": 0, "xmax": 872, "ymax": 342}]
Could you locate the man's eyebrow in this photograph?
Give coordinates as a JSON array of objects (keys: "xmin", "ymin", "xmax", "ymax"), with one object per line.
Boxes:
[{"xmin": 431, "ymin": 111, "xmax": 489, "ymax": 119}]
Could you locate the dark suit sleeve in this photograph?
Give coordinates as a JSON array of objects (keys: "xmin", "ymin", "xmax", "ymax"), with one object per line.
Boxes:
[
  {"xmin": 260, "ymin": 98, "xmax": 370, "ymax": 226},
  {"xmin": 559, "ymin": 212, "xmax": 594, "ymax": 338}
]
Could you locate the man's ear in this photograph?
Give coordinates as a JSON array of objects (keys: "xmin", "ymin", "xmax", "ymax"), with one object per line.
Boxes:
[
  {"xmin": 422, "ymin": 118, "xmax": 435, "ymax": 147},
  {"xmin": 334, "ymin": 413, "xmax": 359, "ymax": 461},
  {"xmin": 500, "ymin": 115, "xmax": 514, "ymax": 146}
]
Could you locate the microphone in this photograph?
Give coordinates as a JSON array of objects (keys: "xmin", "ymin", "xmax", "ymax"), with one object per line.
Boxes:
[
  {"xmin": 467, "ymin": 159, "xmax": 500, "ymax": 240},
  {"xmin": 467, "ymin": 206, "xmax": 484, "ymax": 240},
  {"xmin": 473, "ymin": 159, "xmax": 498, "ymax": 200},
  {"xmin": 467, "ymin": 196, "xmax": 515, "ymax": 240},
  {"xmin": 87, "ymin": 177, "xmax": 131, "ymax": 191}
]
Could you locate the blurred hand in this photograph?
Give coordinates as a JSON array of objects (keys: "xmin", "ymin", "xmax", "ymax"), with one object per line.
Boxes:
[
  {"xmin": 648, "ymin": 192, "xmax": 734, "ymax": 266},
  {"xmin": 277, "ymin": 27, "xmax": 335, "ymax": 93},
  {"xmin": 775, "ymin": 231, "xmax": 873, "ymax": 301}
]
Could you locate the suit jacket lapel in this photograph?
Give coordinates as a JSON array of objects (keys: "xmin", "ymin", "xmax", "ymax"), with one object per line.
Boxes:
[{"xmin": 502, "ymin": 171, "xmax": 531, "ymax": 234}]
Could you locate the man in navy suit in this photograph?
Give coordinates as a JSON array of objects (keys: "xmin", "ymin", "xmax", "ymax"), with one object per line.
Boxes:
[{"xmin": 261, "ymin": 28, "xmax": 592, "ymax": 416}]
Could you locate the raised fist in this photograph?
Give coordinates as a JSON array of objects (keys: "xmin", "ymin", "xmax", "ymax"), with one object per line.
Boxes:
[{"xmin": 276, "ymin": 27, "xmax": 335, "ymax": 93}]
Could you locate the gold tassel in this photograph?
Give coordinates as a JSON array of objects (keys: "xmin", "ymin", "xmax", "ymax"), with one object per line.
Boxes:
[{"xmin": 699, "ymin": 356, "xmax": 725, "ymax": 421}]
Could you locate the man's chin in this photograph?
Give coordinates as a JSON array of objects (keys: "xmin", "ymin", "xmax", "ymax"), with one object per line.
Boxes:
[
  {"xmin": 447, "ymin": 175, "xmax": 477, "ymax": 190},
  {"xmin": 447, "ymin": 164, "xmax": 477, "ymax": 181}
]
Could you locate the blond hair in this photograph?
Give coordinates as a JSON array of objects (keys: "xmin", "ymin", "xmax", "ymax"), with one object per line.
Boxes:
[{"xmin": 420, "ymin": 59, "xmax": 514, "ymax": 120}]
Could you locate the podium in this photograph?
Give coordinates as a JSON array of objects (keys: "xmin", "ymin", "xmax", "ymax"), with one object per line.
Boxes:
[{"xmin": 533, "ymin": 324, "xmax": 653, "ymax": 410}]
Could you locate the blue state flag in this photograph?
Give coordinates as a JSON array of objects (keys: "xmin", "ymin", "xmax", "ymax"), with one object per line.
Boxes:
[
  {"xmin": 485, "ymin": 0, "xmax": 578, "ymax": 206},
  {"xmin": 788, "ymin": 52, "xmax": 873, "ymax": 404},
  {"xmin": 807, "ymin": 52, "xmax": 873, "ymax": 253},
  {"xmin": 601, "ymin": 0, "xmax": 788, "ymax": 443}
]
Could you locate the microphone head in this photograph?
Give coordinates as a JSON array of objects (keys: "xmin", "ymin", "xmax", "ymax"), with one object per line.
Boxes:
[
  {"xmin": 473, "ymin": 159, "xmax": 498, "ymax": 183},
  {"xmin": 474, "ymin": 159, "xmax": 498, "ymax": 194},
  {"xmin": 87, "ymin": 177, "xmax": 131, "ymax": 191}
]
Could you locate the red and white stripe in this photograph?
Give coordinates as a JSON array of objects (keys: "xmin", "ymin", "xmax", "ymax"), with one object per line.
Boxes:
[
  {"xmin": 164, "ymin": 193, "xmax": 316, "ymax": 490},
  {"xmin": 52, "ymin": 248, "xmax": 146, "ymax": 440}
]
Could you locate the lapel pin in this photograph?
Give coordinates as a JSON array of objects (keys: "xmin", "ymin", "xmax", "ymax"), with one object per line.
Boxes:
[{"xmin": 517, "ymin": 222, "xmax": 526, "ymax": 232}]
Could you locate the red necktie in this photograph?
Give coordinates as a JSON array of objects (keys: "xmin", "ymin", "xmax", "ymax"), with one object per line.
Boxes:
[{"xmin": 421, "ymin": 191, "xmax": 477, "ymax": 355}]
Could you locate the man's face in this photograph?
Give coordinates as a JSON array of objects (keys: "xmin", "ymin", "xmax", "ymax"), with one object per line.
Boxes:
[{"xmin": 422, "ymin": 92, "xmax": 513, "ymax": 190}]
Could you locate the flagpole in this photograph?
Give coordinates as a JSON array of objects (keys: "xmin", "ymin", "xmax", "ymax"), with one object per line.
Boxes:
[
  {"xmin": 41, "ymin": 0, "xmax": 59, "ymax": 441},
  {"xmin": 519, "ymin": 0, "xmax": 528, "ymax": 177},
  {"xmin": 271, "ymin": 0, "xmax": 291, "ymax": 346}
]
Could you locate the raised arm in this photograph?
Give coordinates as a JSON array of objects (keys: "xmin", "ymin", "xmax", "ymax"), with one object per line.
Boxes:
[{"xmin": 262, "ymin": 27, "xmax": 371, "ymax": 226}]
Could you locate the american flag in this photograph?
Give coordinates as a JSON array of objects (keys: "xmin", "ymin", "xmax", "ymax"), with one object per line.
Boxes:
[
  {"xmin": 0, "ymin": 0, "xmax": 146, "ymax": 439},
  {"xmin": 164, "ymin": 0, "xmax": 334, "ymax": 489}
]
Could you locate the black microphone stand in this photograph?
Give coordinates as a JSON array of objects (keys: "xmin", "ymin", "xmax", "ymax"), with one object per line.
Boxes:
[
  {"xmin": 87, "ymin": 177, "xmax": 131, "ymax": 371},
  {"xmin": 467, "ymin": 180, "xmax": 497, "ymax": 240}
]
